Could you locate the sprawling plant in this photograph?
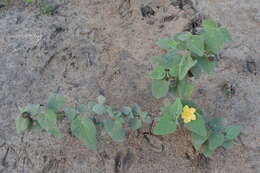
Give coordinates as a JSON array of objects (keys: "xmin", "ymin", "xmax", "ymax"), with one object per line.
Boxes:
[
  {"xmin": 16, "ymin": 94, "xmax": 151, "ymax": 150},
  {"xmin": 16, "ymin": 19, "xmax": 241, "ymax": 157},
  {"xmin": 151, "ymin": 19, "xmax": 232, "ymax": 99},
  {"xmin": 151, "ymin": 19, "xmax": 241, "ymax": 156}
]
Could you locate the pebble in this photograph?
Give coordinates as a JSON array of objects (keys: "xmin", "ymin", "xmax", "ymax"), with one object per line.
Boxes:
[
  {"xmin": 254, "ymin": 10, "xmax": 260, "ymax": 23},
  {"xmin": 0, "ymin": 134, "xmax": 6, "ymax": 146}
]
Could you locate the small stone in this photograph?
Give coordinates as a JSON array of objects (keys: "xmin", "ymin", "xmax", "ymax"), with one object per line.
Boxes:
[
  {"xmin": 140, "ymin": 5, "xmax": 155, "ymax": 17},
  {"xmin": 254, "ymin": 11, "xmax": 260, "ymax": 23},
  {"xmin": 16, "ymin": 16, "xmax": 23, "ymax": 25},
  {"xmin": 0, "ymin": 4, "xmax": 5, "ymax": 8},
  {"xmin": 122, "ymin": 151, "xmax": 135, "ymax": 171},
  {"xmin": 0, "ymin": 134, "xmax": 6, "ymax": 146},
  {"xmin": 114, "ymin": 151, "xmax": 123, "ymax": 173}
]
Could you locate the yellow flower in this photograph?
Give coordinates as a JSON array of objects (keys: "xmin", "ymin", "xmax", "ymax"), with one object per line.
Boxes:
[{"xmin": 181, "ymin": 105, "xmax": 196, "ymax": 123}]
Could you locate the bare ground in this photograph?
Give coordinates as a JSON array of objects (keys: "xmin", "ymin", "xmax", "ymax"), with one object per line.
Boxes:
[{"xmin": 0, "ymin": 0, "xmax": 259, "ymax": 173}]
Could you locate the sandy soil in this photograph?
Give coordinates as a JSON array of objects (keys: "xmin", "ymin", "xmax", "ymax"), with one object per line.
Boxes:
[{"xmin": 0, "ymin": 0, "xmax": 259, "ymax": 172}]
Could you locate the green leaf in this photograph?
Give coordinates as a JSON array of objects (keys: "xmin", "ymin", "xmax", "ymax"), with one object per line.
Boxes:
[
  {"xmin": 152, "ymin": 79, "xmax": 170, "ymax": 99},
  {"xmin": 16, "ymin": 116, "xmax": 32, "ymax": 133},
  {"xmin": 186, "ymin": 35, "xmax": 204, "ymax": 56},
  {"xmin": 178, "ymin": 54, "xmax": 197, "ymax": 80},
  {"xmin": 36, "ymin": 110, "xmax": 63, "ymax": 137},
  {"xmin": 103, "ymin": 118, "xmax": 125, "ymax": 142},
  {"xmin": 92, "ymin": 104, "xmax": 106, "ymax": 115},
  {"xmin": 219, "ymin": 28, "xmax": 232, "ymax": 43},
  {"xmin": 208, "ymin": 117, "xmax": 225, "ymax": 132},
  {"xmin": 196, "ymin": 56, "xmax": 216, "ymax": 74},
  {"xmin": 132, "ymin": 104, "xmax": 141, "ymax": 114},
  {"xmin": 153, "ymin": 99, "xmax": 182, "ymax": 135},
  {"xmin": 98, "ymin": 95, "xmax": 106, "ymax": 104},
  {"xmin": 190, "ymin": 64, "xmax": 202, "ymax": 79},
  {"xmin": 64, "ymin": 107, "xmax": 77, "ymax": 121},
  {"xmin": 47, "ymin": 93, "xmax": 65, "ymax": 113},
  {"xmin": 140, "ymin": 112, "xmax": 152, "ymax": 124},
  {"xmin": 174, "ymin": 32, "xmax": 192, "ymax": 41},
  {"xmin": 177, "ymin": 79, "xmax": 194, "ymax": 99},
  {"xmin": 151, "ymin": 66, "xmax": 166, "ymax": 80},
  {"xmin": 169, "ymin": 85, "xmax": 178, "ymax": 97},
  {"xmin": 208, "ymin": 132, "xmax": 224, "ymax": 150},
  {"xmin": 222, "ymin": 140, "xmax": 233, "ymax": 150},
  {"xmin": 171, "ymin": 98, "xmax": 183, "ymax": 118},
  {"xmin": 156, "ymin": 38, "xmax": 178, "ymax": 50},
  {"xmin": 129, "ymin": 118, "xmax": 142, "ymax": 130},
  {"xmin": 202, "ymin": 19, "xmax": 218, "ymax": 33},
  {"xmin": 205, "ymin": 29, "xmax": 227, "ymax": 54},
  {"xmin": 185, "ymin": 113, "xmax": 207, "ymax": 137},
  {"xmin": 202, "ymin": 142, "xmax": 215, "ymax": 157},
  {"xmin": 176, "ymin": 41, "xmax": 187, "ymax": 50},
  {"xmin": 121, "ymin": 106, "xmax": 132, "ymax": 115},
  {"xmin": 191, "ymin": 132, "xmax": 209, "ymax": 150},
  {"xmin": 224, "ymin": 125, "xmax": 241, "ymax": 140},
  {"xmin": 128, "ymin": 112, "xmax": 135, "ymax": 119},
  {"xmin": 151, "ymin": 54, "xmax": 182, "ymax": 69},
  {"xmin": 19, "ymin": 104, "xmax": 40, "ymax": 116},
  {"xmin": 71, "ymin": 116, "xmax": 97, "ymax": 150},
  {"xmin": 169, "ymin": 65, "xmax": 179, "ymax": 77},
  {"xmin": 160, "ymin": 99, "xmax": 182, "ymax": 118},
  {"xmin": 77, "ymin": 104, "xmax": 86, "ymax": 113},
  {"xmin": 153, "ymin": 114, "xmax": 177, "ymax": 135}
]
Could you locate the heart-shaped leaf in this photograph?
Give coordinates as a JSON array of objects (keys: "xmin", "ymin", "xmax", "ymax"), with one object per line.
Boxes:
[
  {"xmin": 47, "ymin": 93, "xmax": 65, "ymax": 113},
  {"xmin": 202, "ymin": 19, "xmax": 218, "ymax": 33},
  {"xmin": 185, "ymin": 113, "xmax": 207, "ymax": 137},
  {"xmin": 177, "ymin": 79, "xmax": 194, "ymax": 99},
  {"xmin": 191, "ymin": 132, "xmax": 209, "ymax": 150},
  {"xmin": 196, "ymin": 56, "xmax": 216, "ymax": 74},
  {"xmin": 153, "ymin": 114, "xmax": 177, "ymax": 135},
  {"xmin": 64, "ymin": 107, "xmax": 77, "ymax": 121},
  {"xmin": 208, "ymin": 132, "xmax": 224, "ymax": 150},
  {"xmin": 71, "ymin": 116, "xmax": 97, "ymax": 150},
  {"xmin": 202, "ymin": 142, "xmax": 214, "ymax": 157},
  {"xmin": 36, "ymin": 110, "xmax": 63, "ymax": 137},
  {"xmin": 129, "ymin": 118, "xmax": 142, "ymax": 130},
  {"xmin": 152, "ymin": 80, "xmax": 170, "ymax": 99},
  {"xmin": 186, "ymin": 35, "xmax": 204, "ymax": 56},
  {"xmin": 224, "ymin": 125, "xmax": 241, "ymax": 140},
  {"xmin": 77, "ymin": 104, "xmax": 87, "ymax": 113},
  {"xmin": 16, "ymin": 116, "xmax": 32, "ymax": 133},
  {"xmin": 103, "ymin": 118, "xmax": 125, "ymax": 142}
]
